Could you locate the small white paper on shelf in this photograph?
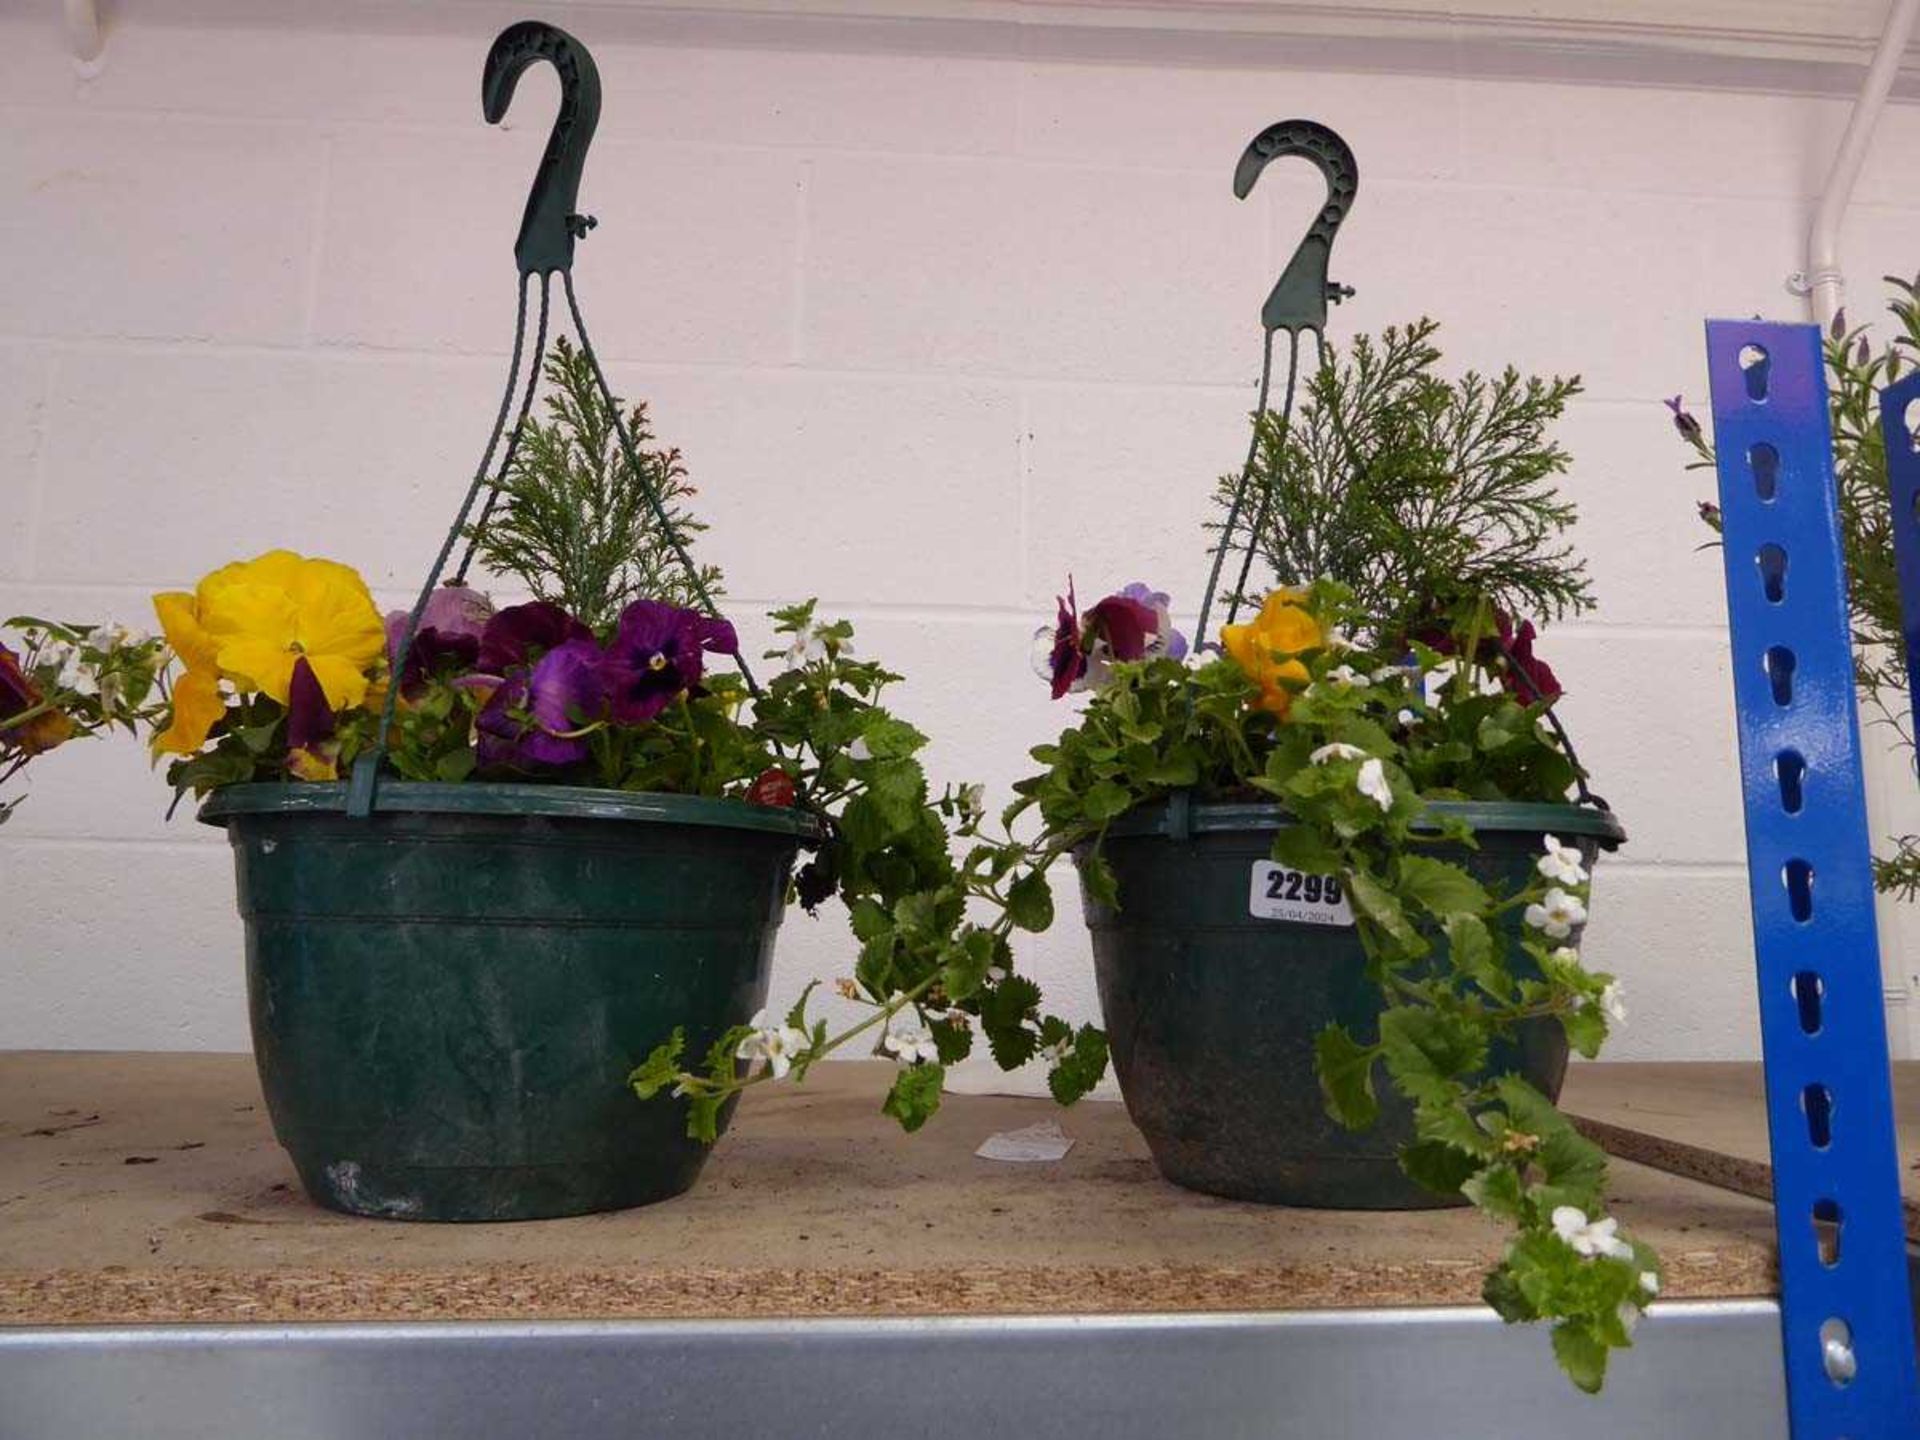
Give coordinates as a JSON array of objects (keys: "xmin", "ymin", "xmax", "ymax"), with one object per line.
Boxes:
[{"xmin": 975, "ymin": 1120, "xmax": 1075, "ymax": 1163}]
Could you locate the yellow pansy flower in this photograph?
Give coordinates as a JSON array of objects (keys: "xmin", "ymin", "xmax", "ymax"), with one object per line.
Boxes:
[
  {"xmin": 150, "ymin": 590, "xmax": 227, "ymax": 756},
  {"xmin": 148, "ymin": 551, "xmax": 384, "ymax": 756},
  {"xmin": 196, "ymin": 550, "xmax": 384, "ymax": 709},
  {"xmin": 1220, "ymin": 589, "xmax": 1322, "ymax": 718}
]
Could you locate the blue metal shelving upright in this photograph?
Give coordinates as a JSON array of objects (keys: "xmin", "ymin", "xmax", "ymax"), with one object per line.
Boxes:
[{"xmin": 1706, "ymin": 319, "xmax": 1920, "ymax": 1438}]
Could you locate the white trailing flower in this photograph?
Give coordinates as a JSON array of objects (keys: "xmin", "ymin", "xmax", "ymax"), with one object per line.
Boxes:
[
  {"xmin": 736, "ymin": 1008, "xmax": 810, "ymax": 1079},
  {"xmin": 882, "ymin": 1024, "xmax": 941, "ymax": 1066},
  {"xmin": 1039, "ymin": 1033, "xmax": 1075, "ymax": 1064},
  {"xmin": 1617, "ymin": 1301, "xmax": 1642, "ymax": 1337},
  {"xmin": 1599, "ymin": 981, "xmax": 1628, "ymax": 1025},
  {"xmin": 1371, "ymin": 664, "xmax": 1412, "ymax": 684},
  {"xmin": 957, "ymin": 783, "xmax": 986, "ymax": 821},
  {"xmin": 1639, "ymin": 1270, "xmax": 1660, "ymax": 1297},
  {"xmin": 1396, "ymin": 708, "xmax": 1422, "ymax": 728},
  {"xmin": 1356, "ymin": 758, "xmax": 1393, "ymax": 813},
  {"xmin": 783, "ymin": 627, "xmax": 827, "ymax": 666},
  {"xmin": 1537, "ymin": 834, "xmax": 1589, "ymax": 887},
  {"xmin": 1324, "ymin": 664, "xmax": 1370, "ymax": 688},
  {"xmin": 1551, "ymin": 1205, "xmax": 1634, "ymax": 1261},
  {"xmin": 1323, "ymin": 628, "xmax": 1354, "ymax": 653},
  {"xmin": 1309, "ymin": 742, "xmax": 1367, "ymax": 765},
  {"xmin": 47, "ymin": 641, "xmax": 89, "ymax": 697},
  {"xmin": 1525, "ymin": 887, "xmax": 1588, "ymax": 939}
]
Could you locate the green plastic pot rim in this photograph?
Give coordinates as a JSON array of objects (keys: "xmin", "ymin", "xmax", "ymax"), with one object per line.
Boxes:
[
  {"xmin": 197, "ymin": 781, "xmax": 825, "ymax": 840},
  {"xmin": 1099, "ymin": 796, "xmax": 1626, "ymax": 847}
]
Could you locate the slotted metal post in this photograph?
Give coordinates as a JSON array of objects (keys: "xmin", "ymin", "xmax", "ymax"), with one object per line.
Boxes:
[{"xmin": 1706, "ymin": 318, "xmax": 1920, "ymax": 1439}]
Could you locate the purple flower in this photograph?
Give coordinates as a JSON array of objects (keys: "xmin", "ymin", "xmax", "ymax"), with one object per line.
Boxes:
[
  {"xmin": 1117, "ymin": 582, "xmax": 1189, "ymax": 661},
  {"xmin": 385, "ymin": 585, "xmax": 494, "ymax": 692},
  {"xmin": 285, "ymin": 656, "xmax": 341, "ymax": 781},
  {"xmin": 1042, "ymin": 579, "xmax": 1191, "ymax": 698},
  {"xmin": 476, "ymin": 637, "xmax": 606, "ymax": 770},
  {"xmin": 599, "ymin": 600, "xmax": 739, "ymax": 725},
  {"xmin": 1047, "ymin": 581, "xmax": 1087, "ymax": 700},
  {"xmin": 286, "ymin": 657, "xmax": 336, "ymax": 751},
  {"xmin": 1664, "ymin": 395, "xmax": 1703, "ymax": 445},
  {"xmin": 0, "ymin": 641, "xmax": 71, "ymax": 755},
  {"xmin": 477, "ymin": 601, "xmax": 593, "ymax": 673}
]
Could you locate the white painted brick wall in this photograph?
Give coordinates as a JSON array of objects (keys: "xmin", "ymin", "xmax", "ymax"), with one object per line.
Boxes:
[{"xmin": 3, "ymin": 6, "xmax": 1919, "ymax": 1089}]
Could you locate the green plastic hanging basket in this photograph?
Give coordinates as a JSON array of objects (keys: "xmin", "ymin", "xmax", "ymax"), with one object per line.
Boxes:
[
  {"xmin": 205, "ymin": 782, "xmax": 819, "ymax": 1222},
  {"xmin": 1077, "ymin": 798, "xmax": 1625, "ymax": 1210}
]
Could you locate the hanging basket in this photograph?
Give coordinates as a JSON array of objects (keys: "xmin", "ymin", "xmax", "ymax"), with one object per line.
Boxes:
[
  {"xmin": 1076, "ymin": 798, "xmax": 1624, "ymax": 1209},
  {"xmin": 207, "ymin": 783, "xmax": 817, "ymax": 1221},
  {"xmin": 192, "ymin": 21, "xmax": 816, "ymax": 1221}
]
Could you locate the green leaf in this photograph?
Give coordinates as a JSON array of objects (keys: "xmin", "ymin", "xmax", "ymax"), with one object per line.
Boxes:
[
  {"xmin": 1007, "ymin": 869, "xmax": 1055, "ymax": 932},
  {"xmin": 628, "ymin": 1028, "xmax": 686, "ymax": 1101},
  {"xmin": 1550, "ymin": 1320, "xmax": 1609, "ymax": 1394},
  {"xmin": 686, "ymin": 1093, "xmax": 724, "ymax": 1144},
  {"xmin": 1268, "ymin": 825, "xmax": 1345, "ymax": 874},
  {"xmin": 1082, "ymin": 779, "xmax": 1135, "ymax": 823},
  {"xmin": 1314, "ymin": 1024, "xmax": 1381, "ymax": 1130},
  {"xmin": 859, "ymin": 715, "xmax": 928, "ymax": 759},
  {"xmin": 1046, "ymin": 1024, "xmax": 1109, "ymax": 1105},
  {"xmin": 1495, "ymin": 1075, "xmax": 1607, "ymax": 1205},
  {"xmin": 784, "ymin": 980, "xmax": 819, "ymax": 1032},
  {"xmin": 1398, "ymin": 1140, "xmax": 1479, "ymax": 1197},
  {"xmin": 882, "ymin": 1063, "xmax": 946, "ymax": 1132},
  {"xmin": 1378, "ymin": 1007, "xmax": 1486, "ymax": 1106},
  {"xmin": 1345, "ymin": 866, "xmax": 1421, "ymax": 949},
  {"xmin": 1396, "ymin": 854, "xmax": 1490, "ymax": 920},
  {"xmin": 1445, "ymin": 914, "xmax": 1510, "ymax": 1000},
  {"xmin": 847, "ymin": 898, "xmax": 893, "ymax": 945},
  {"xmin": 932, "ymin": 1018, "xmax": 974, "ymax": 1065},
  {"xmin": 1143, "ymin": 752, "xmax": 1200, "ymax": 787},
  {"xmin": 982, "ymin": 976, "xmax": 1042, "ymax": 1070},
  {"xmin": 1482, "ymin": 1262, "xmax": 1533, "ymax": 1323},
  {"xmin": 941, "ymin": 929, "xmax": 1000, "ymax": 1003},
  {"xmin": 434, "ymin": 748, "xmax": 477, "ymax": 783},
  {"xmin": 1560, "ymin": 1004, "xmax": 1607, "ymax": 1059},
  {"xmin": 866, "ymin": 758, "xmax": 926, "ymax": 832},
  {"xmin": 1079, "ymin": 851, "xmax": 1120, "ymax": 909},
  {"xmin": 1463, "ymin": 1163, "xmax": 1526, "ymax": 1220}
]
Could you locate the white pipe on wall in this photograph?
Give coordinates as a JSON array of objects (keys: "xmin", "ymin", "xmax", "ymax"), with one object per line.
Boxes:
[
  {"xmin": 62, "ymin": 0, "xmax": 103, "ymax": 66},
  {"xmin": 1799, "ymin": 0, "xmax": 1919, "ymax": 330}
]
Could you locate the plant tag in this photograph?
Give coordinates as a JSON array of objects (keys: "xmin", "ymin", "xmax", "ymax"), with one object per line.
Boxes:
[
  {"xmin": 975, "ymin": 1121, "xmax": 1075, "ymax": 1163},
  {"xmin": 1249, "ymin": 861, "xmax": 1355, "ymax": 926}
]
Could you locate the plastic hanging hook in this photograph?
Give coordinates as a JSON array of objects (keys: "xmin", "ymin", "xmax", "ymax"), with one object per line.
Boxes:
[
  {"xmin": 483, "ymin": 20, "xmax": 603, "ymax": 277},
  {"xmin": 1233, "ymin": 119, "xmax": 1358, "ymax": 337}
]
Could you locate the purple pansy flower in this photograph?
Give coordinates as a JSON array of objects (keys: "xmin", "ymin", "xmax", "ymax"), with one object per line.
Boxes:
[
  {"xmin": 1040, "ymin": 579, "xmax": 1186, "ymax": 698},
  {"xmin": 385, "ymin": 585, "xmax": 495, "ymax": 692},
  {"xmin": 285, "ymin": 656, "xmax": 340, "ymax": 780},
  {"xmin": 477, "ymin": 601, "xmax": 593, "ymax": 674},
  {"xmin": 1118, "ymin": 582, "xmax": 1189, "ymax": 661},
  {"xmin": 1047, "ymin": 581, "xmax": 1087, "ymax": 699},
  {"xmin": 599, "ymin": 600, "xmax": 739, "ymax": 725},
  {"xmin": 476, "ymin": 637, "xmax": 606, "ymax": 770},
  {"xmin": 286, "ymin": 657, "xmax": 336, "ymax": 751}
]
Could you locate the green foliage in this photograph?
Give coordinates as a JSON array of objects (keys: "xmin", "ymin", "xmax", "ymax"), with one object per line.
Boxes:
[
  {"xmin": 467, "ymin": 336, "xmax": 725, "ymax": 632},
  {"xmin": 1214, "ymin": 320, "xmax": 1593, "ymax": 641},
  {"xmin": 1672, "ymin": 274, "xmax": 1920, "ymax": 895},
  {"xmin": 882, "ymin": 1063, "xmax": 946, "ymax": 1131},
  {"xmin": 2, "ymin": 618, "xmax": 170, "ymax": 821},
  {"xmin": 1004, "ymin": 577, "xmax": 1643, "ymax": 1390},
  {"xmin": 637, "ymin": 601, "xmax": 1108, "ymax": 1142}
]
